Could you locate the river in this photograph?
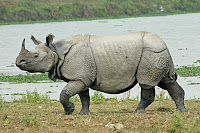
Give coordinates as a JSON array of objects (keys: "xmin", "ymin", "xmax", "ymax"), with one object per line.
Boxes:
[{"xmin": 0, "ymin": 13, "xmax": 199, "ymax": 101}]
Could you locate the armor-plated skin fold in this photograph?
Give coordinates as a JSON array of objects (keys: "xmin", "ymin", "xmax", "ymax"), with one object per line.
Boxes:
[
  {"xmin": 89, "ymin": 32, "xmax": 144, "ymax": 93},
  {"xmin": 16, "ymin": 32, "xmax": 187, "ymax": 115}
]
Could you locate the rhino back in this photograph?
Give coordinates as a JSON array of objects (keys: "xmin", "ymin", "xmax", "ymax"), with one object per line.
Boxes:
[{"xmin": 90, "ymin": 32, "xmax": 144, "ymax": 93}]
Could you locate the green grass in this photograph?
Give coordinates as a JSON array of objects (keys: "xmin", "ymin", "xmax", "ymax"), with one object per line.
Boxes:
[
  {"xmin": 0, "ymin": 90, "xmax": 199, "ymax": 132},
  {"xmin": 167, "ymin": 111, "xmax": 184, "ymax": 133},
  {"xmin": 1, "ymin": 0, "xmax": 200, "ymax": 24},
  {"xmin": 12, "ymin": 89, "xmax": 51, "ymax": 103},
  {"xmin": 0, "ymin": 98, "xmax": 199, "ymax": 132},
  {"xmin": 175, "ymin": 66, "xmax": 200, "ymax": 77}
]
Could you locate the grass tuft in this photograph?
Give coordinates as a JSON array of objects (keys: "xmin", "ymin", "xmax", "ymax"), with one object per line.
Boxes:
[
  {"xmin": 167, "ymin": 111, "xmax": 183, "ymax": 133},
  {"xmin": 12, "ymin": 89, "xmax": 51, "ymax": 103},
  {"xmin": 91, "ymin": 91, "xmax": 105, "ymax": 103}
]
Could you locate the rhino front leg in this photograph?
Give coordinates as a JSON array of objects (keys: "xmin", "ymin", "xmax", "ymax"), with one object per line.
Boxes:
[
  {"xmin": 78, "ymin": 89, "xmax": 90, "ymax": 115},
  {"xmin": 158, "ymin": 81, "xmax": 187, "ymax": 112},
  {"xmin": 134, "ymin": 84, "xmax": 155, "ymax": 113},
  {"xmin": 60, "ymin": 81, "xmax": 85, "ymax": 115}
]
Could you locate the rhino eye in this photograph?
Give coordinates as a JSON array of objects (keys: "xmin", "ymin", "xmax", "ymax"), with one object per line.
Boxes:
[{"xmin": 34, "ymin": 53, "xmax": 39, "ymax": 58}]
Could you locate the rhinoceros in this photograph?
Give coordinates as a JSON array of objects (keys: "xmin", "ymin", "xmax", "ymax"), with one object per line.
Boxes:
[{"xmin": 16, "ymin": 32, "xmax": 187, "ymax": 114}]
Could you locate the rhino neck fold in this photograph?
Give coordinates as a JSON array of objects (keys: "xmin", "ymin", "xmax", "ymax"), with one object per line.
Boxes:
[
  {"xmin": 49, "ymin": 44, "xmax": 57, "ymax": 53},
  {"xmin": 48, "ymin": 45, "xmax": 59, "ymax": 81}
]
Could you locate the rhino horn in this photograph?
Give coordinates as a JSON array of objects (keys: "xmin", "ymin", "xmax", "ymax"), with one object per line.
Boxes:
[
  {"xmin": 31, "ymin": 35, "xmax": 42, "ymax": 45},
  {"xmin": 46, "ymin": 33, "xmax": 55, "ymax": 46},
  {"xmin": 21, "ymin": 39, "xmax": 26, "ymax": 52}
]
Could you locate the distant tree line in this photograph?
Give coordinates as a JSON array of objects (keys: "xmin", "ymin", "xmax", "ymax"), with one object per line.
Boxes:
[{"xmin": 0, "ymin": 0, "xmax": 200, "ymax": 23}]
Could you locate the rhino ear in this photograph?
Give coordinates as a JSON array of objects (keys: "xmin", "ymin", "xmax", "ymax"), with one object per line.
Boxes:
[
  {"xmin": 46, "ymin": 34, "xmax": 55, "ymax": 46},
  {"xmin": 31, "ymin": 35, "xmax": 42, "ymax": 45}
]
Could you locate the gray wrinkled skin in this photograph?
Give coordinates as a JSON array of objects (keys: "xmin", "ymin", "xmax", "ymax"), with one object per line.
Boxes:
[{"xmin": 16, "ymin": 32, "xmax": 187, "ymax": 115}]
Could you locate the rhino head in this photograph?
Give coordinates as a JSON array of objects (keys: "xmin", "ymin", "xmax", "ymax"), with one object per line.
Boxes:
[{"xmin": 16, "ymin": 34, "xmax": 58, "ymax": 73}]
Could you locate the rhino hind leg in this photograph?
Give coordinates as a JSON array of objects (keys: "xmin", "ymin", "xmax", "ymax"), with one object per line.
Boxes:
[
  {"xmin": 158, "ymin": 81, "xmax": 187, "ymax": 112},
  {"xmin": 134, "ymin": 84, "xmax": 155, "ymax": 113},
  {"xmin": 78, "ymin": 89, "xmax": 91, "ymax": 115},
  {"xmin": 60, "ymin": 81, "xmax": 85, "ymax": 115}
]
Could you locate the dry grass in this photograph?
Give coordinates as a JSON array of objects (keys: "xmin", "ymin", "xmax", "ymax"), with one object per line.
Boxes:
[{"xmin": 0, "ymin": 99, "xmax": 199, "ymax": 133}]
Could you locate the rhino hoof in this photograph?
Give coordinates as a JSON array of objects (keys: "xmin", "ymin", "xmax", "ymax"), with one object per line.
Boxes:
[
  {"xmin": 63, "ymin": 102, "xmax": 75, "ymax": 115},
  {"xmin": 64, "ymin": 108, "xmax": 74, "ymax": 115},
  {"xmin": 79, "ymin": 109, "xmax": 91, "ymax": 115},
  {"xmin": 133, "ymin": 109, "xmax": 146, "ymax": 113},
  {"xmin": 176, "ymin": 107, "xmax": 188, "ymax": 112}
]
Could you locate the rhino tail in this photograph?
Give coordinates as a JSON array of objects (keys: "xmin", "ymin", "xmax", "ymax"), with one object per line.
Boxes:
[
  {"xmin": 169, "ymin": 62, "xmax": 175, "ymax": 80},
  {"xmin": 168, "ymin": 60, "xmax": 178, "ymax": 83}
]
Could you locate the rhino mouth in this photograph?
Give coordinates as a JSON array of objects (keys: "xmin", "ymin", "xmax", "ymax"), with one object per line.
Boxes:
[
  {"xmin": 16, "ymin": 61, "xmax": 34, "ymax": 71},
  {"xmin": 19, "ymin": 60, "xmax": 27, "ymax": 65},
  {"xmin": 16, "ymin": 60, "xmax": 27, "ymax": 67},
  {"xmin": 16, "ymin": 61, "xmax": 45, "ymax": 73},
  {"xmin": 17, "ymin": 64, "xmax": 28, "ymax": 70}
]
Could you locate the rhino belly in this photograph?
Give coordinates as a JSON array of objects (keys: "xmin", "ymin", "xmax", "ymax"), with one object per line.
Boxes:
[{"xmin": 90, "ymin": 38, "xmax": 143, "ymax": 94}]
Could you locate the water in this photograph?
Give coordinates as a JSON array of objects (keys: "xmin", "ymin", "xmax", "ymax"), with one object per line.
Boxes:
[
  {"xmin": 0, "ymin": 76, "xmax": 200, "ymax": 102},
  {"xmin": 0, "ymin": 13, "xmax": 200, "ymax": 101}
]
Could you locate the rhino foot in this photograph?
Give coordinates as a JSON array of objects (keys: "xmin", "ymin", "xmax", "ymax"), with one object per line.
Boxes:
[
  {"xmin": 133, "ymin": 109, "xmax": 146, "ymax": 113},
  {"xmin": 63, "ymin": 102, "xmax": 75, "ymax": 115},
  {"xmin": 176, "ymin": 106, "xmax": 188, "ymax": 112},
  {"xmin": 79, "ymin": 109, "xmax": 91, "ymax": 115}
]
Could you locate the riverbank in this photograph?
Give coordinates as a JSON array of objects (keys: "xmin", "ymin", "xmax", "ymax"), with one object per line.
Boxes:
[
  {"xmin": 0, "ymin": 97, "xmax": 199, "ymax": 132},
  {"xmin": 1, "ymin": 0, "xmax": 200, "ymax": 25}
]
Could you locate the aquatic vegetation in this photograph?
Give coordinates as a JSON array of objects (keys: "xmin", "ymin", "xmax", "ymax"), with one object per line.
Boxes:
[
  {"xmin": 11, "ymin": 93, "xmax": 25, "ymax": 96},
  {"xmin": 178, "ymin": 48, "xmax": 188, "ymax": 50},
  {"xmin": 188, "ymin": 83, "xmax": 200, "ymax": 85},
  {"xmin": 6, "ymin": 65, "xmax": 15, "ymax": 67},
  {"xmin": 0, "ymin": 73, "xmax": 62, "ymax": 83},
  {"xmin": 0, "ymin": 66, "xmax": 199, "ymax": 84},
  {"xmin": 175, "ymin": 66, "xmax": 200, "ymax": 77},
  {"xmin": 194, "ymin": 60, "xmax": 200, "ymax": 63}
]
